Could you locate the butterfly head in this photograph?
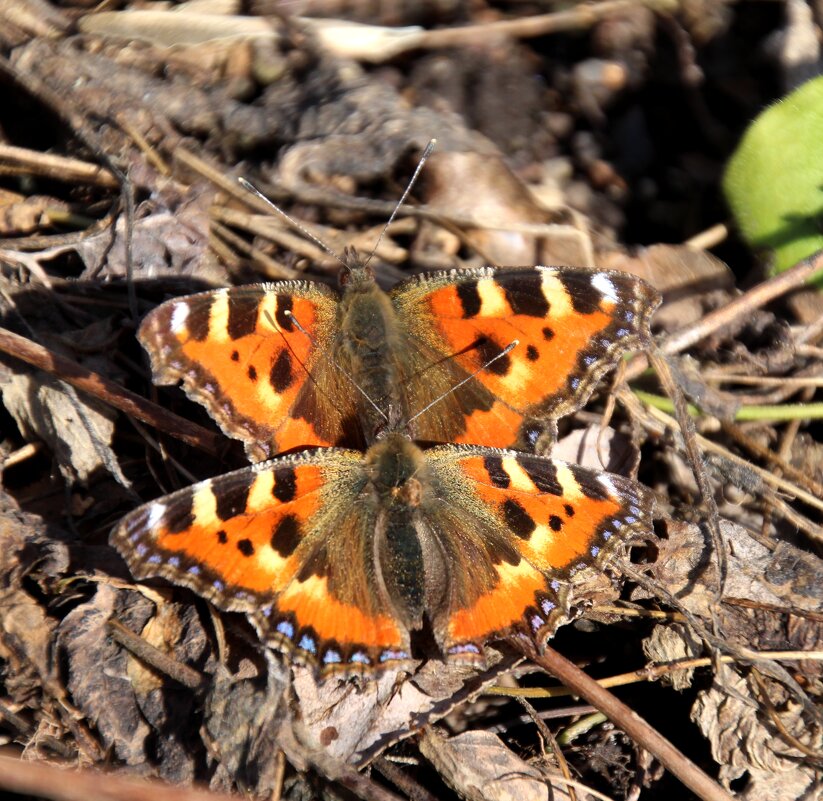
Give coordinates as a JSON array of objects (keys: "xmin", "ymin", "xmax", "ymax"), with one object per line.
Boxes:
[{"xmin": 338, "ymin": 247, "xmax": 375, "ymax": 288}]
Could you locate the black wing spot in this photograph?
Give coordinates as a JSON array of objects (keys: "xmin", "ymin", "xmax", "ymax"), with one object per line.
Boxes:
[
  {"xmin": 237, "ymin": 538, "xmax": 255, "ymax": 557},
  {"xmin": 526, "ymin": 345, "xmax": 539, "ymax": 361},
  {"xmin": 456, "ymin": 280, "xmax": 482, "ymax": 318},
  {"xmin": 228, "ymin": 296, "xmax": 260, "ymax": 340},
  {"xmin": 560, "ymin": 274, "xmax": 600, "ymax": 315},
  {"xmin": 570, "ymin": 465, "xmax": 610, "ymax": 500},
  {"xmin": 231, "ymin": 350, "xmax": 240, "ymax": 362},
  {"xmin": 483, "ymin": 455, "xmax": 510, "ymax": 488},
  {"xmin": 273, "ymin": 466, "xmax": 297, "ymax": 502},
  {"xmin": 564, "ymin": 503, "xmax": 575, "ymax": 517},
  {"xmin": 270, "ymin": 349, "xmax": 294, "ymax": 392},
  {"xmin": 215, "ymin": 483, "xmax": 251, "ymax": 522},
  {"xmin": 542, "ymin": 326, "xmax": 555, "ymax": 341},
  {"xmin": 549, "ymin": 515, "xmax": 563, "ymax": 532},
  {"xmin": 247, "ymin": 365, "xmax": 258, "ymax": 382},
  {"xmin": 165, "ymin": 496, "xmax": 194, "ymax": 534},
  {"xmin": 521, "ymin": 459, "xmax": 562, "ymax": 495},
  {"xmin": 477, "ymin": 337, "xmax": 511, "ymax": 376},
  {"xmin": 504, "ymin": 274, "xmax": 549, "ymax": 317},
  {"xmin": 217, "ymin": 529, "xmax": 228, "ymax": 544},
  {"xmin": 272, "ymin": 514, "xmax": 301, "ymax": 557},
  {"xmin": 275, "ymin": 295, "xmax": 294, "ymax": 331},
  {"xmin": 502, "ymin": 499, "xmax": 536, "ymax": 539},
  {"xmin": 186, "ymin": 298, "xmax": 212, "ymax": 342}
]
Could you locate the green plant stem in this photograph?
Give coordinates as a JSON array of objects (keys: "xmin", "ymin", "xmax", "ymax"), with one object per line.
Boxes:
[{"xmin": 634, "ymin": 390, "xmax": 823, "ymax": 422}]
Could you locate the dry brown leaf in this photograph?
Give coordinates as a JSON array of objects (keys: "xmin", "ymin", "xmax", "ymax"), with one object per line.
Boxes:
[
  {"xmin": 59, "ymin": 585, "xmax": 155, "ymax": 769},
  {"xmin": 642, "ymin": 623, "xmax": 701, "ymax": 690},
  {"xmin": 552, "ymin": 424, "xmax": 640, "ymax": 477},
  {"xmin": 600, "ymin": 244, "xmax": 733, "ymax": 332},
  {"xmin": 290, "ymin": 656, "xmax": 517, "ymax": 766},
  {"xmin": 76, "ymin": 185, "xmax": 223, "ymax": 283},
  {"xmin": 417, "ymin": 150, "xmax": 554, "ymax": 265},
  {"xmin": 691, "ymin": 664, "xmax": 821, "ymax": 798},
  {"xmin": 0, "ymin": 193, "xmax": 70, "ymax": 236},
  {"xmin": 419, "ymin": 727, "xmax": 569, "ymax": 801},
  {"xmin": 0, "ymin": 370, "xmax": 117, "ymax": 484}
]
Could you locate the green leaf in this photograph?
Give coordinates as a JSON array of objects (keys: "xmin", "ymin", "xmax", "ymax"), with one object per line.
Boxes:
[{"xmin": 723, "ymin": 75, "xmax": 823, "ymax": 277}]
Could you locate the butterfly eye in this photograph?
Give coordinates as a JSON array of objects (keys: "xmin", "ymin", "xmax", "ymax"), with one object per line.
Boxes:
[{"xmin": 338, "ymin": 266, "xmax": 351, "ymax": 286}]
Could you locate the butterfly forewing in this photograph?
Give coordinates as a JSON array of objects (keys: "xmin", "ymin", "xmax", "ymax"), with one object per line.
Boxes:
[
  {"xmin": 393, "ymin": 267, "xmax": 660, "ymax": 449},
  {"xmin": 139, "ymin": 282, "xmax": 363, "ymax": 461}
]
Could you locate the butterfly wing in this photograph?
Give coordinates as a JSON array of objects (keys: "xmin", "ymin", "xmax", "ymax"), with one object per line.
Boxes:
[
  {"xmin": 139, "ymin": 283, "xmax": 364, "ymax": 462},
  {"xmin": 111, "ymin": 448, "xmax": 411, "ymax": 671},
  {"xmin": 392, "ymin": 267, "xmax": 660, "ymax": 449},
  {"xmin": 419, "ymin": 445, "xmax": 655, "ymax": 657}
]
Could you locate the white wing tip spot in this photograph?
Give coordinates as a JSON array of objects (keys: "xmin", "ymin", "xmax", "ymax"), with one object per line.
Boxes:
[
  {"xmin": 146, "ymin": 503, "xmax": 167, "ymax": 528},
  {"xmin": 597, "ymin": 474, "xmax": 619, "ymax": 497},
  {"xmin": 591, "ymin": 273, "xmax": 619, "ymax": 304},
  {"xmin": 170, "ymin": 303, "xmax": 190, "ymax": 333}
]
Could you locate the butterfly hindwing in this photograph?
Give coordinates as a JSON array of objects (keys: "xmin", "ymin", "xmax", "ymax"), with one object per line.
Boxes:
[
  {"xmin": 418, "ymin": 445, "xmax": 655, "ymax": 655},
  {"xmin": 139, "ymin": 283, "xmax": 364, "ymax": 461},
  {"xmin": 112, "ymin": 447, "xmax": 411, "ymax": 670},
  {"xmin": 113, "ymin": 435, "xmax": 655, "ymax": 673},
  {"xmin": 392, "ymin": 267, "xmax": 660, "ymax": 449}
]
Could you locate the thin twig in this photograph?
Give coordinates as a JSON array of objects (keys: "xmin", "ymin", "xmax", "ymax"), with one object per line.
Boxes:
[
  {"xmin": 0, "ymin": 326, "xmax": 219, "ymax": 455},
  {"xmin": 0, "ymin": 144, "xmax": 118, "ymax": 188},
  {"xmin": 524, "ymin": 644, "xmax": 736, "ymax": 801}
]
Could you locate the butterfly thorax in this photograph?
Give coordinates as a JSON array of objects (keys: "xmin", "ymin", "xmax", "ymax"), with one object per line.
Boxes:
[
  {"xmin": 365, "ymin": 433, "xmax": 426, "ymax": 499},
  {"xmin": 337, "ymin": 278, "xmax": 404, "ymax": 440}
]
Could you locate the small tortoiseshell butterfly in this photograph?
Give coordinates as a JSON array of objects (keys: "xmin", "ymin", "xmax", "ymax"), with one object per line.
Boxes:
[
  {"xmin": 137, "ymin": 263, "xmax": 660, "ymax": 460},
  {"xmin": 115, "ymin": 200, "xmax": 660, "ymax": 671},
  {"xmin": 112, "ymin": 431, "xmax": 654, "ymax": 671}
]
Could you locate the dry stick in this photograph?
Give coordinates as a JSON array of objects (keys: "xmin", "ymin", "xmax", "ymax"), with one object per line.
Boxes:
[
  {"xmin": 649, "ymin": 348, "xmax": 727, "ymax": 597},
  {"xmin": 625, "ymin": 249, "xmax": 823, "ymax": 383},
  {"xmin": 662, "ymin": 249, "xmax": 823, "ymax": 356},
  {"xmin": 0, "ymin": 144, "xmax": 118, "ymax": 188},
  {"xmin": 0, "ymin": 53, "xmax": 138, "ymax": 320},
  {"xmin": 373, "ymin": 759, "xmax": 440, "ymax": 801},
  {"xmin": 620, "ymin": 384, "xmax": 823, "ymax": 522},
  {"xmin": 515, "ymin": 696, "xmax": 579, "ymax": 801},
  {"xmin": 107, "ymin": 620, "xmax": 207, "ymax": 691},
  {"xmin": 491, "ymin": 650, "xmax": 823, "ymax": 699},
  {"xmin": 719, "ymin": 420, "xmax": 823, "ymax": 501},
  {"xmin": 0, "ymin": 326, "xmax": 219, "ymax": 455},
  {"xmin": 619, "ymin": 562, "xmax": 822, "ymax": 725},
  {"xmin": 0, "ymin": 750, "xmax": 245, "ymax": 801},
  {"xmin": 412, "ymin": 0, "xmax": 678, "ymax": 48},
  {"xmin": 526, "ymin": 645, "xmax": 735, "ymax": 801}
]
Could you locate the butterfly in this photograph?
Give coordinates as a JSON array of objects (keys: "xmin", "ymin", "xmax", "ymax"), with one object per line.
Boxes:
[
  {"xmin": 138, "ymin": 262, "xmax": 660, "ymax": 461},
  {"xmin": 112, "ymin": 430, "xmax": 655, "ymax": 672}
]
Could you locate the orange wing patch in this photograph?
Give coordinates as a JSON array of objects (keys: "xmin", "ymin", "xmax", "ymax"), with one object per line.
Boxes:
[{"xmin": 112, "ymin": 448, "xmax": 413, "ymax": 671}]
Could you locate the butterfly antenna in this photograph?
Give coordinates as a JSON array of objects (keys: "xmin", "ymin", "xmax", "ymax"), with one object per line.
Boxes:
[
  {"xmin": 281, "ymin": 310, "xmax": 389, "ymax": 425},
  {"xmin": 238, "ymin": 177, "xmax": 349, "ymax": 271},
  {"xmin": 405, "ymin": 339, "xmax": 519, "ymax": 429},
  {"xmin": 362, "ymin": 138, "xmax": 436, "ymax": 270}
]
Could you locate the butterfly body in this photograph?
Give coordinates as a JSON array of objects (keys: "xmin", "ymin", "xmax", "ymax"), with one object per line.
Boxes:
[
  {"xmin": 334, "ymin": 262, "xmax": 408, "ymax": 441},
  {"xmin": 139, "ymin": 265, "xmax": 660, "ymax": 460},
  {"xmin": 113, "ymin": 431, "xmax": 654, "ymax": 672}
]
